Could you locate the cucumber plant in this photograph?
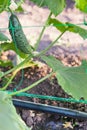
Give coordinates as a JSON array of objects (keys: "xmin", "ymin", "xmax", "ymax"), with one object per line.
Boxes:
[
  {"xmin": 0, "ymin": 0, "xmax": 87, "ymax": 95},
  {"xmin": 0, "ymin": 1, "xmax": 87, "ymax": 129},
  {"xmin": 0, "ymin": 0, "xmax": 87, "ymax": 98}
]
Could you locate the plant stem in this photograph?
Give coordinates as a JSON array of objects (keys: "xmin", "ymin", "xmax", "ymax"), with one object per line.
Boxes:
[
  {"xmin": 0, "ymin": 30, "xmax": 66, "ymax": 80},
  {"xmin": 0, "ymin": 72, "xmax": 16, "ymax": 90},
  {"xmin": 8, "ymin": 7, "xmax": 13, "ymax": 14},
  {"xmin": 37, "ymin": 30, "xmax": 67, "ymax": 57},
  {"xmin": 0, "ymin": 54, "xmax": 33, "ymax": 78},
  {"xmin": 34, "ymin": 12, "xmax": 52, "ymax": 50},
  {"xmin": 9, "ymin": 72, "xmax": 53, "ymax": 96}
]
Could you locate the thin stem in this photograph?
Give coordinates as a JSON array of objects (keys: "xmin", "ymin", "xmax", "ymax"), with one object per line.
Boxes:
[
  {"xmin": 9, "ymin": 72, "xmax": 53, "ymax": 96},
  {"xmin": 37, "ymin": 30, "xmax": 67, "ymax": 57},
  {"xmin": 0, "ymin": 54, "xmax": 33, "ymax": 78},
  {"xmin": 0, "ymin": 73, "xmax": 16, "ymax": 90},
  {"xmin": 35, "ymin": 12, "xmax": 52, "ymax": 50},
  {"xmin": 8, "ymin": 7, "xmax": 13, "ymax": 14}
]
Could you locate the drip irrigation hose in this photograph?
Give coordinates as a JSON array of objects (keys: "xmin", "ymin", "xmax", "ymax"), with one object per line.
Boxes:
[{"xmin": 13, "ymin": 99, "xmax": 87, "ymax": 120}]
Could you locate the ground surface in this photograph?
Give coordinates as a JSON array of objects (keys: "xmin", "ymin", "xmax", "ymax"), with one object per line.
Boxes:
[{"xmin": 0, "ymin": 0, "xmax": 87, "ymax": 129}]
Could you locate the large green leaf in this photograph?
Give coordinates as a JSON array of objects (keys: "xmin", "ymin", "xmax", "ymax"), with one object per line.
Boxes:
[
  {"xmin": 48, "ymin": 18, "xmax": 67, "ymax": 32},
  {"xmin": 42, "ymin": 55, "xmax": 87, "ymax": 99},
  {"xmin": 45, "ymin": 0, "xmax": 65, "ymax": 16},
  {"xmin": 30, "ymin": 0, "xmax": 65, "ymax": 16},
  {"xmin": 48, "ymin": 18, "xmax": 87, "ymax": 39},
  {"xmin": 67, "ymin": 22, "xmax": 87, "ymax": 39},
  {"xmin": 75, "ymin": 0, "xmax": 87, "ymax": 13},
  {"xmin": 0, "ymin": 91, "xmax": 31, "ymax": 130}
]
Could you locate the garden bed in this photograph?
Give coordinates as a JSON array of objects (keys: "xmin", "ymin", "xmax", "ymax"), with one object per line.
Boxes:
[
  {"xmin": 1, "ymin": 51, "xmax": 87, "ymax": 130},
  {"xmin": 1, "ymin": 0, "xmax": 87, "ymax": 129}
]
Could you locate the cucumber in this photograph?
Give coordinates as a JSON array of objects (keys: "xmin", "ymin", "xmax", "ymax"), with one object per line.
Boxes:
[{"xmin": 9, "ymin": 14, "xmax": 33, "ymax": 54}]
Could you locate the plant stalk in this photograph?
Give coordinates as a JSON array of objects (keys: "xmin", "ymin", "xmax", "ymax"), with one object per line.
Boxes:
[
  {"xmin": 0, "ymin": 74, "xmax": 15, "ymax": 91},
  {"xmin": 37, "ymin": 30, "xmax": 67, "ymax": 57},
  {"xmin": 9, "ymin": 72, "xmax": 53, "ymax": 96},
  {"xmin": 0, "ymin": 69, "xmax": 19, "ymax": 91},
  {"xmin": 0, "ymin": 54, "xmax": 33, "ymax": 78},
  {"xmin": 34, "ymin": 12, "xmax": 52, "ymax": 50}
]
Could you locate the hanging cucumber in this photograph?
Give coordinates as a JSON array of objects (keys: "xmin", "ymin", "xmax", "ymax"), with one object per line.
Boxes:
[{"xmin": 9, "ymin": 13, "xmax": 33, "ymax": 54}]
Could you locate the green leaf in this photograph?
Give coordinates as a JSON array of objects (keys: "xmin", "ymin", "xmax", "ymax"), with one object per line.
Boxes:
[
  {"xmin": 0, "ymin": 0, "xmax": 8, "ymax": 13},
  {"xmin": 48, "ymin": 18, "xmax": 87, "ymax": 39},
  {"xmin": 75, "ymin": 0, "xmax": 87, "ymax": 13},
  {"xmin": 0, "ymin": 33, "xmax": 9, "ymax": 41},
  {"xmin": 42, "ymin": 55, "xmax": 87, "ymax": 99},
  {"xmin": 48, "ymin": 18, "xmax": 67, "ymax": 32},
  {"xmin": 15, "ymin": 6, "xmax": 24, "ymax": 12},
  {"xmin": 30, "ymin": 0, "xmax": 65, "ymax": 16},
  {"xmin": 66, "ymin": 22, "xmax": 87, "ymax": 39},
  {"xmin": 45, "ymin": 0, "xmax": 65, "ymax": 16},
  {"xmin": 0, "ymin": 91, "xmax": 31, "ymax": 130}
]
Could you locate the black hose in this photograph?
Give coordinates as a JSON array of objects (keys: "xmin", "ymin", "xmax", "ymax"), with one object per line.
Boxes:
[{"xmin": 13, "ymin": 99, "xmax": 87, "ymax": 120}]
